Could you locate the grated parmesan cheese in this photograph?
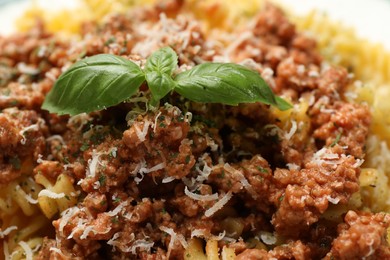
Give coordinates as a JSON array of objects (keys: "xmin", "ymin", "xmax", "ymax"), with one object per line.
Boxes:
[
  {"xmin": 38, "ymin": 189, "xmax": 66, "ymax": 199},
  {"xmin": 31, "ymin": 244, "xmax": 41, "ymax": 254},
  {"xmin": 107, "ymin": 232, "xmax": 122, "ymax": 248},
  {"xmin": 87, "ymin": 149, "xmax": 102, "ymax": 179},
  {"xmin": 67, "ymin": 219, "xmax": 85, "ymax": 239},
  {"xmin": 68, "ymin": 113, "xmax": 92, "ymax": 132},
  {"xmin": 285, "ymin": 120, "xmax": 297, "ymax": 140},
  {"xmin": 49, "ymin": 247, "xmax": 66, "ymax": 257},
  {"xmin": 205, "ymin": 191, "xmax": 233, "ymax": 217},
  {"xmin": 107, "ymin": 232, "xmax": 154, "ymax": 254},
  {"xmin": 3, "ymin": 241, "xmax": 10, "ymax": 260},
  {"xmin": 0, "ymin": 226, "xmax": 17, "ymax": 238},
  {"xmin": 24, "ymin": 193, "xmax": 38, "ymax": 204},
  {"xmin": 259, "ymin": 231, "xmax": 277, "ymax": 245},
  {"xmin": 225, "ymin": 31, "xmax": 253, "ymax": 57},
  {"xmin": 19, "ymin": 119, "xmax": 44, "ymax": 145},
  {"xmin": 206, "ymin": 134, "xmax": 218, "ymax": 151},
  {"xmin": 286, "ymin": 163, "xmax": 301, "ymax": 171},
  {"xmin": 19, "ymin": 241, "xmax": 33, "ymax": 260},
  {"xmin": 190, "ymin": 229, "xmax": 208, "ymax": 238},
  {"xmin": 312, "ymin": 148, "xmax": 344, "ymax": 169},
  {"xmin": 184, "ymin": 112, "xmax": 192, "ymax": 123},
  {"xmin": 153, "ymin": 111, "xmax": 162, "ymax": 133},
  {"xmin": 320, "ymin": 107, "xmax": 336, "ymax": 114},
  {"xmin": 46, "ymin": 134, "xmax": 66, "ymax": 145},
  {"xmin": 128, "ymin": 239, "xmax": 154, "ymax": 254},
  {"xmin": 162, "ymin": 176, "xmax": 175, "ymax": 183},
  {"xmin": 17, "ymin": 62, "xmax": 40, "ymax": 75},
  {"xmin": 140, "ymin": 162, "xmax": 166, "ymax": 174},
  {"xmin": 224, "ymin": 163, "xmax": 257, "ymax": 199},
  {"xmin": 308, "ymin": 70, "xmax": 319, "ymax": 77},
  {"xmin": 353, "ymin": 159, "xmax": 364, "ymax": 168},
  {"xmin": 159, "ymin": 226, "xmax": 188, "ymax": 258},
  {"xmin": 184, "ymin": 186, "xmax": 218, "ymax": 201},
  {"xmin": 106, "ymin": 201, "xmax": 128, "ymax": 217},
  {"xmin": 308, "ymin": 95, "xmax": 316, "ymax": 106},
  {"xmin": 59, "ymin": 206, "xmax": 79, "ymax": 234},
  {"xmin": 134, "ymin": 160, "xmax": 166, "ymax": 184},
  {"xmin": 297, "ymin": 64, "xmax": 306, "ymax": 75},
  {"xmin": 134, "ymin": 120, "xmax": 151, "ymax": 142},
  {"xmin": 326, "ymin": 195, "xmax": 340, "ymax": 205},
  {"xmin": 363, "ymin": 236, "xmax": 376, "ymax": 258},
  {"xmin": 36, "ymin": 154, "xmax": 44, "ymax": 164},
  {"xmin": 191, "ymin": 229, "xmax": 226, "ymax": 241},
  {"xmin": 80, "ymin": 226, "xmax": 95, "ymax": 240}
]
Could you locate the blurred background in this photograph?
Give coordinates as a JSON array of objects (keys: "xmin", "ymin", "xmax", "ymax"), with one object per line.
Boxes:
[{"xmin": 0, "ymin": 0, "xmax": 389, "ymax": 50}]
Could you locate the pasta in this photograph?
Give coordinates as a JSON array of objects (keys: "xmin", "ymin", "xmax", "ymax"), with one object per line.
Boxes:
[
  {"xmin": 1, "ymin": 0, "xmax": 390, "ymax": 259},
  {"xmin": 0, "ymin": 176, "xmax": 50, "ymax": 259}
]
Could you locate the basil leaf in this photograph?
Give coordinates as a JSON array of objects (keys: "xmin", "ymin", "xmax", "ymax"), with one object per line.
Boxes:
[
  {"xmin": 145, "ymin": 47, "xmax": 178, "ymax": 102},
  {"xmin": 174, "ymin": 63, "xmax": 291, "ymax": 110},
  {"xmin": 42, "ymin": 54, "xmax": 145, "ymax": 115}
]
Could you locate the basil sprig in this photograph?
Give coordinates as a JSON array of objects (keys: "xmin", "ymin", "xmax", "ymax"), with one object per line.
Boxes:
[
  {"xmin": 144, "ymin": 47, "xmax": 178, "ymax": 105},
  {"xmin": 42, "ymin": 47, "xmax": 291, "ymax": 116}
]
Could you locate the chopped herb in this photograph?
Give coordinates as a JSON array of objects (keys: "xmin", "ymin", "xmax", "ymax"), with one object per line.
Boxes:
[
  {"xmin": 227, "ymin": 180, "xmax": 232, "ymax": 188},
  {"xmin": 65, "ymin": 195, "xmax": 70, "ymax": 201},
  {"xmin": 330, "ymin": 130, "xmax": 343, "ymax": 147},
  {"xmin": 185, "ymin": 155, "xmax": 191, "ymax": 164},
  {"xmin": 159, "ymin": 122, "xmax": 166, "ymax": 128},
  {"xmin": 218, "ymin": 170, "xmax": 225, "ymax": 179},
  {"xmin": 72, "ymin": 151, "xmax": 80, "ymax": 158},
  {"xmin": 100, "ymin": 200, "xmax": 107, "ymax": 206},
  {"xmin": 171, "ymin": 152, "xmax": 179, "ymax": 158},
  {"xmin": 10, "ymin": 156, "xmax": 21, "ymax": 170},
  {"xmin": 62, "ymin": 157, "xmax": 70, "ymax": 164},
  {"xmin": 113, "ymin": 197, "xmax": 121, "ymax": 203},
  {"xmin": 10, "ymin": 100, "xmax": 19, "ymax": 106},
  {"xmin": 279, "ymin": 195, "xmax": 285, "ymax": 202},
  {"xmin": 14, "ymin": 231, "xmax": 21, "ymax": 242},
  {"xmin": 161, "ymin": 208, "xmax": 167, "ymax": 214},
  {"xmin": 91, "ymin": 132, "xmax": 104, "ymax": 144},
  {"xmin": 111, "ymin": 217, "xmax": 119, "ymax": 223},
  {"xmin": 192, "ymin": 115, "xmax": 216, "ymax": 127},
  {"xmin": 104, "ymin": 36, "xmax": 116, "ymax": 46},
  {"xmin": 80, "ymin": 143, "xmax": 90, "ymax": 151},
  {"xmin": 256, "ymin": 166, "xmax": 268, "ymax": 174},
  {"xmin": 99, "ymin": 174, "xmax": 107, "ymax": 186},
  {"xmin": 109, "ymin": 149, "xmax": 117, "ymax": 158}
]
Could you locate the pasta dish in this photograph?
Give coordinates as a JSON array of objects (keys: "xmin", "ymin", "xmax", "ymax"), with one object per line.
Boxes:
[{"xmin": 1, "ymin": 0, "xmax": 390, "ymax": 259}]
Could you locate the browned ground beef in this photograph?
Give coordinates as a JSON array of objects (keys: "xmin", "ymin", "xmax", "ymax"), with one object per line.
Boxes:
[{"xmin": 0, "ymin": 1, "xmax": 389, "ymax": 259}]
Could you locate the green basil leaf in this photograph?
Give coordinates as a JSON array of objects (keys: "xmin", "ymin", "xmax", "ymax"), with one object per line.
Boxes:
[
  {"xmin": 42, "ymin": 54, "xmax": 145, "ymax": 115},
  {"xmin": 145, "ymin": 47, "xmax": 178, "ymax": 102},
  {"xmin": 174, "ymin": 63, "xmax": 291, "ymax": 110}
]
